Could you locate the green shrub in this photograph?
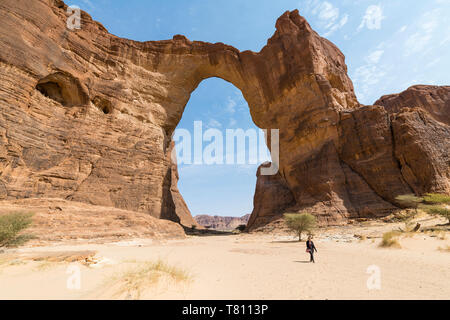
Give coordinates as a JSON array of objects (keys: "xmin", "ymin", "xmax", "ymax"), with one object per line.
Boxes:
[
  {"xmin": 396, "ymin": 193, "xmax": 450, "ymax": 224},
  {"xmin": 283, "ymin": 213, "xmax": 316, "ymax": 241},
  {"xmin": 0, "ymin": 212, "xmax": 34, "ymax": 248},
  {"xmin": 423, "ymin": 193, "xmax": 450, "ymax": 204},
  {"xmin": 421, "ymin": 205, "xmax": 450, "ymax": 224}
]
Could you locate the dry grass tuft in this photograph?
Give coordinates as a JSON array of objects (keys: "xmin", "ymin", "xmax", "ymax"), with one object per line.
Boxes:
[
  {"xmin": 380, "ymin": 231, "xmax": 401, "ymax": 248},
  {"xmin": 438, "ymin": 245, "xmax": 450, "ymax": 252},
  {"xmin": 109, "ymin": 259, "xmax": 191, "ymax": 299}
]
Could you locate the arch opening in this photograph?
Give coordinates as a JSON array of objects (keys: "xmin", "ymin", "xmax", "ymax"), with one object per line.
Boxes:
[{"xmin": 173, "ymin": 77, "xmax": 271, "ymax": 230}]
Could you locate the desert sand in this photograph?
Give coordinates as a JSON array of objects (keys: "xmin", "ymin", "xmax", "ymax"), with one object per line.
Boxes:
[{"xmin": 1, "ymin": 216, "xmax": 449, "ymax": 300}]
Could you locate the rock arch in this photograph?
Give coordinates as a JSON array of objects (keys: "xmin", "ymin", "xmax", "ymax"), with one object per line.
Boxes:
[{"xmin": 0, "ymin": 0, "xmax": 448, "ymax": 230}]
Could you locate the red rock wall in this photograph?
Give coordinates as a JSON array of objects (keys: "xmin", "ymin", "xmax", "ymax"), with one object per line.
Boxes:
[{"xmin": 0, "ymin": 1, "xmax": 448, "ymax": 230}]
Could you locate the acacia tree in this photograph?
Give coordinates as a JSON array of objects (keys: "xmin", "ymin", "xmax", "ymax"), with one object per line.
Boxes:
[
  {"xmin": 0, "ymin": 212, "xmax": 34, "ymax": 248},
  {"xmin": 284, "ymin": 213, "xmax": 316, "ymax": 241}
]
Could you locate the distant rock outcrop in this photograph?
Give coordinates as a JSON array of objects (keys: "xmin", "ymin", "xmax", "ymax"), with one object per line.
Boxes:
[
  {"xmin": 0, "ymin": 1, "xmax": 448, "ymax": 233},
  {"xmin": 195, "ymin": 214, "xmax": 250, "ymax": 231}
]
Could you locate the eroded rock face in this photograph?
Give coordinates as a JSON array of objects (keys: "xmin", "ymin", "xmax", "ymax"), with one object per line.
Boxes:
[
  {"xmin": 0, "ymin": 0, "xmax": 448, "ymax": 230},
  {"xmin": 375, "ymin": 85, "xmax": 450, "ymax": 126},
  {"xmin": 0, "ymin": 198, "xmax": 185, "ymax": 242},
  {"xmin": 391, "ymin": 108, "xmax": 450, "ymax": 194}
]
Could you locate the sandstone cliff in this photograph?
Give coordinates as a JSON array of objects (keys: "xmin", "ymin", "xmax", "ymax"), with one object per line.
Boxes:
[
  {"xmin": 375, "ymin": 85, "xmax": 450, "ymax": 126},
  {"xmin": 0, "ymin": 0, "xmax": 448, "ymax": 233}
]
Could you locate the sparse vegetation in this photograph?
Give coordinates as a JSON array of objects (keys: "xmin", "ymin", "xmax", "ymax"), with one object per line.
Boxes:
[
  {"xmin": 421, "ymin": 193, "xmax": 450, "ymax": 224},
  {"xmin": 396, "ymin": 193, "xmax": 450, "ymax": 224},
  {"xmin": 0, "ymin": 212, "xmax": 34, "ymax": 248},
  {"xmin": 284, "ymin": 213, "xmax": 316, "ymax": 241},
  {"xmin": 423, "ymin": 193, "xmax": 450, "ymax": 205},
  {"xmin": 110, "ymin": 259, "xmax": 191, "ymax": 299},
  {"xmin": 438, "ymin": 245, "xmax": 450, "ymax": 252},
  {"xmin": 380, "ymin": 231, "xmax": 401, "ymax": 248},
  {"xmin": 421, "ymin": 205, "xmax": 450, "ymax": 223},
  {"xmin": 395, "ymin": 194, "xmax": 423, "ymax": 214}
]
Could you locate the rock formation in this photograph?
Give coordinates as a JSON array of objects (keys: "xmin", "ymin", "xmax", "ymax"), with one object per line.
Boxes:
[
  {"xmin": 0, "ymin": 0, "xmax": 448, "ymax": 232},
  {"xmin": 0, "ymin": 198, "xmax": 185, "ymax": 242},
  {"xmin": 195, "ymin": 214, "xmax": 250, "ymax": 231},
  {"xmin": 375, "ymin": 85, "xmax": 450, "ymax": 126}
]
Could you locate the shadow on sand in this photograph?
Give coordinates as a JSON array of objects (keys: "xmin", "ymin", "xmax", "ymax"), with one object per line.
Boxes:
[{"xmin": 293, "ymin": 260, "xmax": 312, "ymax": 263}]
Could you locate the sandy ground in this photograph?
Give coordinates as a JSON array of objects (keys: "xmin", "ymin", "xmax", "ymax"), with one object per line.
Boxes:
[{"xmin": 1, "ymin": 216, "xmax": 449, "ymax": 300}]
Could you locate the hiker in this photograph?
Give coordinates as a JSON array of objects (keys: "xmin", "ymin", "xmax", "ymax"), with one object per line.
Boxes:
[{"xmin": 306, "ymin": 236, "xmax": 317, "ymax": 263}]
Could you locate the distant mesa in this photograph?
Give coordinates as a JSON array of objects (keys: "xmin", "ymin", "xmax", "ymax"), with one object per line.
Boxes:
[{"xmin": 194, "ymin": 214, "xmax": 250, "ymax": 231}]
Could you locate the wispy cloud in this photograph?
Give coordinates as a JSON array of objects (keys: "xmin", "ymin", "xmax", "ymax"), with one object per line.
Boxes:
[
  {"xmin": 228, "ymin": 118, "xmax": 237, "ymax": 127},
  {"xmin": 304, "ymin": 1, "xmax": 348, "ymax": 37},
  {"xmin": 206, "ymin": 119, "xmax": 222, "ymax": 129},
  {"xmin": 357, "ymin": 5, "xmax": 385, "ymax": 31},
  {"xmin": 352, "ymin": 48, "xmax": 388, "ymax": 102},
  {"xmin": 366, "ymin": 50, "xmax": 384, "ymax": 64},
  {"xmin": 225, "ymin": 96, "xmax": 237, "ymax": 114},
  {"xmin": 403, "ymin": 9, "xmax": 441, "ymax": 57}
]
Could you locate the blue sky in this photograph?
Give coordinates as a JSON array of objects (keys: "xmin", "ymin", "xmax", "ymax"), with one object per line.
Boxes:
[{"xmin": 67, "ymin": 0, "xmax": 450, "ymax": 217}]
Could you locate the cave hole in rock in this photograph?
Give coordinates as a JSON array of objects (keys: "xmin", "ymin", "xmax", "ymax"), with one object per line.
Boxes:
[
  {"xmin": 174, "ymin": 78, "xmax": 271, "ymax": 228},
  {"xmin": 36, "ymin": 81, "xmax": 65, "ymax": 105},
  {"xmin": 92, "ymin": 96, "xmax": 113, "ymax": 114},
  {"xmin": 35, "ymin": 72, "xmax": 89, "ymax": 106}
]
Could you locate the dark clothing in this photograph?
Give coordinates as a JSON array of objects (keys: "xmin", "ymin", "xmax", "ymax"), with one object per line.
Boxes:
[
  {"xmin": 306, "ymin": 240, "xmax": 317, "ymax": 263},
  {"xmin": 309, "ymin": 251, "xmax": 315, "ymax": 263}
]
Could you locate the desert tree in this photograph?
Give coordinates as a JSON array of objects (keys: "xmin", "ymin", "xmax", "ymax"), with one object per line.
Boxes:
[
  {"xmin": 0, "ymin": 212, "xmax": 34, "ymax": 248},
  {"xmin": 283, "ymin": 213, "xmax": 316, "ymax": 241}
]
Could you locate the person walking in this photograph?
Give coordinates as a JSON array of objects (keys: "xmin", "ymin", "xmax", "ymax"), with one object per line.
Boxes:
[{"xmin": 306, "ymin": 235, "xmax": 317, "ymax": 263}]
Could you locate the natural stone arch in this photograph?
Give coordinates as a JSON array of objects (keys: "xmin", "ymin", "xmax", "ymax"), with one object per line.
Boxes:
[{"xmin": 0, "ymin": 1, "xmax": 448, "ymax": 230}]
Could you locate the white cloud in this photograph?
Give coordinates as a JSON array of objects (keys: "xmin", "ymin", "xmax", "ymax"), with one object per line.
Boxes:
[
  {"xmin": 225, "ymin": 97, "xmax": 237, "ymax": 114},
  {"xmin": 403, "ymin": 9, "xmax": 439, "ymax": 56},
  {"xmin": 324, "ymin": 14, "xmax": 349, "ymax": 37},
  {"xmin": 358, "ymin": 5, "xmax": 385, "ymax": 31},
  {"xmin": 404, "ymin": 32, "xmax": 433, "ymax": 56},
  {"xmin": 352, "ymin": 49, "xmax": 388, "ymax": 102},
  {"xmin": 353, "ymin": 65, "xmax": 387, "ymax": 102},
  {"xmin": 228, "ymin": 118, "xmax": 237, "ymax": 127},
  {"xmin": 399, "ymin": 25, "xmax": 407, "ymax": 33},
  {"xmin": 304, "ymin": 1, "xmax": 348, "ymax": 37},
  {"xmin": 425, "ymin": 57, "xmax": 441, "ymax": 68},
  {"xmin": 317, "ymin": 2, "xmax": 339, "ymax": 24},
  {"xmin": 206, "ymin": 119, "xmax": 222, "ymax": 128},
  {"xmin": 366, "ymin": 50, "xmax": 384, "ymax": 64},
  {"xmin": 81, "ymin": 0, "xmax": 95, "ymax": 10}
]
